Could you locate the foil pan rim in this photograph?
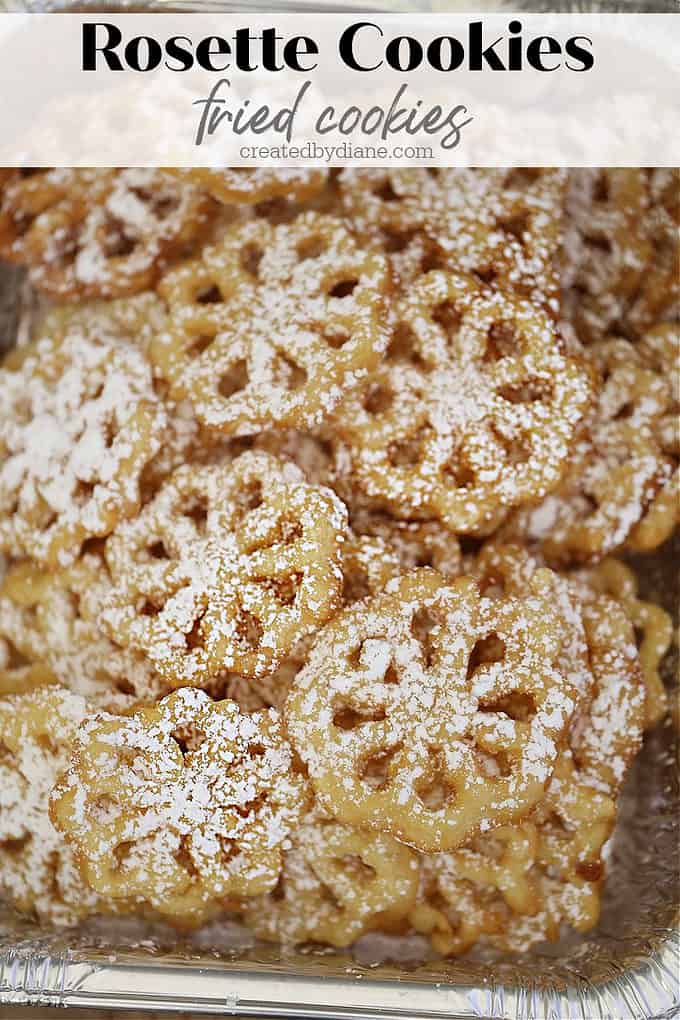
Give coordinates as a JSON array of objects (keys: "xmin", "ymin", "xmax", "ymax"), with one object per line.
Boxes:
[{"xmin": 0, "ymin": 928, "xmax": 678, "ymax": 1018}]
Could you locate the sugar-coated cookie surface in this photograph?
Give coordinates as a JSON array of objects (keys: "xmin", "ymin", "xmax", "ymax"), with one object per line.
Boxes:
[{"xmin": 0, "ymin": 166, "xmax": 673, "ymax": 960}]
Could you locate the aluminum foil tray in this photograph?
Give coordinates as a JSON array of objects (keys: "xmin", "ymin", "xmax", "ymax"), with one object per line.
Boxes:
[{"xmin": 0, "ymin": 255, "xmax": 678, "ymax": 1018}]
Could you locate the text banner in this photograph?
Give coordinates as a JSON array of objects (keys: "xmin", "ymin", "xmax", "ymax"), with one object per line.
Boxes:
[{"xmin": 0, "ymin": 12, "xmax": 677, "ymax": 165}]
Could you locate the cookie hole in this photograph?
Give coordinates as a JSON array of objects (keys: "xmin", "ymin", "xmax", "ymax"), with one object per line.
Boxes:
[
  {"xmin": 411, "ymin": 607, "xmax": 438, "ymax": 667},
  {"xmin": 141, "ymin": 599, "xmax": 162, "ymax": 617},
  {"xmin": 388, "ymin": 431, "xmax": 424, "ymax": 468},
  {"xmin": 188, "ymin": 333, "xmax": 214, "ymax": 357},
  {"xmin": 329, "ymin": 279, "xmax": 358, "ymax": 299},
  {"xmin": 114, "ymin": 677, "xmax": 136, "ymax": 697},
  {"xmin": 234, "ymin": 481, "xmax": 263, "ymax": 519},
  {"xmin": 91, "ymin": 794, "xmax": 119, "ymax": 826},
  {"xmin": 420, "ymin": 248, "xmax": 447, "ymax": 274},
  {"xmin": 544, "ymin": 809, "xmax": 569, "ymax": 838},
  {"xmin": 268, "ymin": 572, "xmax": 302, "ymax": 606},
  {"xmin": 174, "ymin": 723, "xmax": 205, "ymax": 754},
  {"xmin": 383, "ymin": 227, "xmax": 417, "ymax": 254},
  {"xmin": 186, "ymin": 501, "xmax": 209, "ymax": 531},
  {"xmin": 347, "ymin": 643, "xmax": 364, "ymax": 669},
  {"xmin": 219, "ymin": 359, "xmax": 249, "ymax": 398},
  {"xmin": 324, "ymin": 327, "xmax": 351, "ymax": 350},
  {"xmin": 150, "ymin": 193, "xmax": 179, "ymax": 219},
  {"xmin": 0, "ymin": 833, "xmax": 31, "ymax": 857},
  {"xmin": 485, "ymin": 322, "xmax": 517, "ymax": 361},
  {"xmin": 148, "ymin": 540, "xmax": 169, "ymax": 560},
  {"xmin": 236, "ymin": 788, "xmax": 268, "ymax": 818},
  {"xmin": 613, "ymin": 401, "xmax": 634, "ymax": 421},
  {"xmin": 443, "ymin": 458, "xmax": 475, "ymax": 489},
  {"xmin": 415, "ymin": 762, "xmax": 455, "ymax": 811},
  {"xmin": 240, "ymin": 243, "xmax": 264, "ymax": 278},
  {"xmin": 360, "ymin": 744, "xmax": 401, "ymax": 790},
  {"xmin": 1, "ymin": 638, "xmax": 28, "ymax": 671},
  {"xmin": 492, "ymin": 428, "xmax": 530, "ymax": 465},
  {"xmin": 290, "ymin": 754, "xmax": 309, "ymax": 780},
  {"xmin": 375, "ymin": 179, "xmax": 400, "ymax": 203},
  {"xmin": 102, "ymin": 420, "xmax": 117, "ymax": 449},
  {"xmin": 342, "ymin": 566, "xmax": 370, "ymax": 604},
  {"xmin": 387, "ymin": 323, "xmax": 425, "ymax": 367},
  {"xmin": 498, "ymin": 212, "xmax": 530, "ymax": 246},
  {"xmin": 476, "ymin": 266, "xmax": 498, "ymax": 287},
  {"xmin": 580, "ymin": 490, "xmax": 601, "ymax": 517},
  {"xmin": 476, "ymin": 568, "xmax": 506, "ymax": 598},
  {"xmin": 632, "ymin": 624, "xmax": 644, "ymax": 652},
  {"xmin": 467, "ymin": 633, "xmax": 506, "ymax": 680},
  {"xmin": 253, "ymin": 196, "xmax": 293, "ymax": 225},
  {"xmin": 481, "ymin": 748, "xmax": 514, "ymax": 778},
  {"xmin": 237, "ymin": 610, "xmax": 264, "ymax": 650},
  {"xmin": 271, "ymin": 874, "xmax": 286, "ymax": 902},
  {"xmin": 585, "ymin": 233, "xmax": 613, "ymax": 256},
  {"xmin": 593, "ymin": 173, "xmax": 611, "ymax": 203},
  {"xmin": 433, "ymin": 300, "xmax": 463, "ymax": 337},
  {"xmin": 174, "ymin": 838, "xmax": 201, "ymax": 879},
  {"xmin": 333, "ymin": 704, "xmax": 386, "ymax": 730},
  {"xmin": 383, "ymin": 662, "xmax": 401, "ymax": 685},
  {"xmin": 38, "ymin": 505, "xmax": 58, "ymax": 530},
  {"xmin": 184, "ymin": 614, "xmax": 205, "ymax": 652},
  {"xmin": 503, "ymin": 168, "xmax": 541, "ymax": 190},
  {"xmin": 414, "ymin": 549, "xmax": 434, "ymax": 568},
  {"xmin": 297, "ymin": 235, "xmax": 326, "ymax": 261},
  {"xmin": 497, "ymin": 381, "xmax": 548, "ymax": 405},
  {"xmin": 278, "ymin": 516, "xmax": 303, "ymax": 544},
  {"xmin": 363, "ymin": 382, "xmax": 394, "ymax": 415},
  {"xmin": 278, "ymin": 353, "xmax": 307, "ymax": 392},
  {"xmin": 196, "ymin": 284, "xmax": 222, "ymax": 305},
  {"xmin": 74, "ymin": 480, "xmax": 96, "ymax": 502},
  {"xmin": 216, "ymin": 835, "xmax": 244, "ymax": 862},
  {"xmin": 35, "ymin": 731, "xmax": 60, "ymax": 755},
  {"xmin": 500, "ymin": 692, "xmax": 535, "ymax": 722},
  {"xmin": 113, "ymin": 836, "xmax": 138, "ymax": 869},
  {"xmin": 56, "ymin": 224, "xmax": 83, "ymax": 261},
  {"xmin": 425, "ymin": 885, "xmax": 451, "ymax": 918},
  {"xmin": 576, "ymin": 859, "xmax": 603, "ymax": 882},
  {"xmin": 81, "ymin": 537, "xmax": 107, "ymax": 559},
  {"xmin": 318, "ymin": 881, "xmax": 342, "ymax": 911},
  {"xmin": 101, "ymin": 222, "xmax": 136, "ymax": 258}
]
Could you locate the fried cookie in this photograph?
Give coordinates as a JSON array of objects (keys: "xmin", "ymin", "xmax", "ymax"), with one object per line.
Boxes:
[
  {"xmin": 0, "ymin": 168, "xmax": 214, "ymax": 300},
  {"xmin": 504, "ymin": 336, "xmax": 674, "ymax": 562},
  {"xmin": 242, "ymin": 811, "xmax": 419, "ymax": 948},
  {"xmin": 336, "ymin": 270, "xmax": 593, "ymax": 532},
  {"xmin": 50, "ymin": 688, "xmax": 308, "ymax": 927},
  {"xmin": 286, "ymin": 568, "xmax": 577, "ymax": 852},
  {"xmin": 0, "ymin": 557, "xmax": 165, "ymax": 709},
  {"xmin": 96, "ymin": 451, "xmax": 347, "ymax": 686},
  {"xmin": 577, "ymin": 558, "xmax": 670, "ymax": 730},
  {"xmin": 563, "ymin": 169, "xmax": 679, "ymax": 344},
  {"xmin": 152, "ymin": 212, "xmax": 391, "ymax": 435},
  {"xmin": 0, "ymin": 313, "xmax": 165, "ymax": 568},
  {"xmin": 0, "ymin": 685, "xmax": 112, "ymax": 926},
  {"xmin": 166, "ymin": 168, "xmax": 328, "ymax": 206},
  {"xmin": 340, "ymin": 168, "xmax": 566, "ymax": 307},
  {"xmin": 473, "ymin": 541, "xmax": 646, "ymax": 786},
  {"xmin": 410, "ymin": 822, "xmax": 539, "ymax": 955},
  {"xmin": 627, "ymin": 323, "xmax": 679, "ymax": 552}
]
